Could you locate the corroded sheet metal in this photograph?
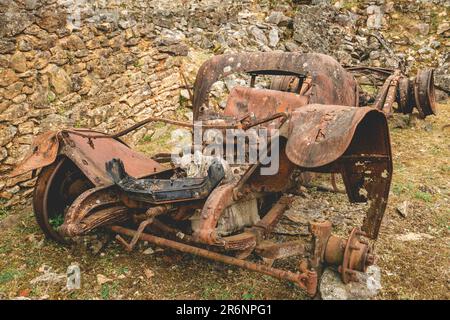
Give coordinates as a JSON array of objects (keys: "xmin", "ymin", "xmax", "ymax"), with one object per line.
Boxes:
[
  {"xmin": 223, "ymin": 86, "xmax": 309, "ymax": 120},
  {"xmin": 60, "ymin": 131, "xmax": 163, "ymax": 186},
  {"xmin": 193, "ymin": 52, "xmax": 358, "ymax": 119},
  {"xmin": 285, "ymin": 105, "xmax": 387, "ymax": 168},
  {"xmin": 8, "ymin": 131, "xmax": 59, "ymax": 178},
  {"xmin": 9, "ymin": 129, "xmax": 163, "ymax": 186}
]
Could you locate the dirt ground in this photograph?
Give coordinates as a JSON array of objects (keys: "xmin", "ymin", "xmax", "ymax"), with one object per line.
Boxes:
[{"xmin": 0, "ymin": 101, "xmax": 448, "ymax": 300}]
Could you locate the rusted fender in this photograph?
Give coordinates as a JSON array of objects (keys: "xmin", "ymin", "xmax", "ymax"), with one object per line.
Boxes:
[
  {"xmin": 286, "ymin": 104, "xmax": 392, "ymax": 239},
  {"xmin": 8, "ymin": 131, "xmax": 59, "ymax": 178},
  {"xmin": 9, "ymin": 129, "xmax": 164, "ymax": 186},
  {"xmin": 193, "ymin": 52, "xmax": 358, "ymax": 119},
  {"xmin": 285, "ymin": 105, "xmax": 388, "ymax": 168}
]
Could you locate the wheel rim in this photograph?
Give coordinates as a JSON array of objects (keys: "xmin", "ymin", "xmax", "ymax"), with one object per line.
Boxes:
[{"xmin": 33, "ymin": 157, "xmax": 93, "ymax": 243}]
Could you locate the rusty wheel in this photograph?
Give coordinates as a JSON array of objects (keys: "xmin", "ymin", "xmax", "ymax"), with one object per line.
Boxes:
[
  {"xmin": 415, "ymin": 69, "xmax": 437, "ymax": 119},
  {"xmin": 396, "ymin": 77, "xmax": 415, "ymax": 114},
  {"xmin": 270, "ymin": 75, "xmax": 298, "ymax": 92},
  {"xmin": 33, "ymin": 157, "xmax": 94, "ymax": 243}
]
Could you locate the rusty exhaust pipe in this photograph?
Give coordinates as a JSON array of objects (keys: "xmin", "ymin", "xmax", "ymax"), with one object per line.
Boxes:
[{"xmin": 110, "ymin": 225, "xmax": 317, "ymax": 296}]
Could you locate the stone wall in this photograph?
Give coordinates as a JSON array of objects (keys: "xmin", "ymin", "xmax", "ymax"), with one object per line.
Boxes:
[
  {"xmin": 0, "ymin": 0, "xmax": 448, "ymax": 207},
  {"xmin": 0, "ymin": 0, "xmax": 247, "ymax": 205}
]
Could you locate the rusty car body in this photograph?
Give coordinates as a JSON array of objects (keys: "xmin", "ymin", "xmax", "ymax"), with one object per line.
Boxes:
[{"xmin": 9, "ymin": 52, "xmax": 436, "ymax": 297}]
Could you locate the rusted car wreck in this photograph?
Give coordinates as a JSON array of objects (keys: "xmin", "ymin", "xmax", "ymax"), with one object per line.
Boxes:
[{"xmin": 10, "ymin": 52, "xmax": 436, "ymax": 297}]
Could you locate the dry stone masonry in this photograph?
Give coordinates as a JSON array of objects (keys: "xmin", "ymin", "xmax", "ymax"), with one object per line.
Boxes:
[{"xmin": 0, "ymin": 0, "xmax": 448, "ymax": 207}]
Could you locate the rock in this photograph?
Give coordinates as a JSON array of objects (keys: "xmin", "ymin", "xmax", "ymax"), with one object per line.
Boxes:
[
  {"xmin": 0, "ymin": 9, "xmax": 34, "ymax": 37},
  {"xmin": 157, "ymin": 29, "xmax": 186, "ymax": 46},
  {"xmin": 3, "ymin": 81, "xmax": 24, "ymax": 100},
  {"xmin": 142, "ymin": 247, "xmax": 154, "ymax": 255},
  {"xmin": 35, "ymin": 7, "xmax": 66, "ymax": 33},
  {"xmin": 0, "ymin": 103, "xmax": 30, "ymax": 123},
  {"xmin": 30, "ymin": 268, "xmax": 66, "ymax": 285},
  {"xmin": 144, "ymin": 269, "xmax": 155, "ymax": 279},
  {"xmin": 96, "ymin": 274, "xmax": 112, "ymax": 286},
  {"xmin": 249, "ymin": 26, "xmax": 268, "ymax": 45},
  {"xmin": 266, "ymin": 11, "xmax": 291, "ymax": 26},
  {"xmin": 0, "ymin": 147, "xmax": 7, "ymax": 161},
  {"xmin": 40, "ymin": 114, "xmax": 73, "ymax": 131},
  {"xmin": 66, "ymin": 264, "xmax": 81, "ymax": 290},
  {"xmin": 0, "ymin": 125, "xmax": 18, "ymax": 147},
  {"xmin": 13, "ymin": 94, "xmax": 27, "ymax": 104},
  {"xmin": 396, "ymin": 233, "xmax": 434, "ymax": 242},
  {"xmin": 158, "ymin": 43, "xmax": 189, "ymax": 56},
  {"xmin": 24, "ymin": 0, "xmax": 39, "ymax": 10},
  {"xmin": 3, "ymin": 143, "xmax": 29, "ymax": 166},
  {"xmin": 414, "ymin": 23, "xmax": 430, "ymax": 36},
  {"xmin": 0, "ymin": 39, "xmax": 16, "ymax": 54},
  {"xmin": 284, "ymin": 41, "xmax": 300, "ymax": 52},
  {"xmin": 10, "ymin": 52, "xmax": 28, "ymax": 73},
  {"xmin": 60, "ymin": 34, "xmax": 85, "ymax": 51},
  {"xmin": 437, "ymin": 22, "xmax": 449, "ymax": 35},
  {"xmin": 0, "ymin": 69, "xmax": 19, "ymax": 87},
  {"xmin": 47, "ymin": 65, "xmax": 72, "ymax": 96},
  {"xmin": 430, "ymin": 40, "xmax": 441, "ymax": 49},
  {"xmin": 180, "ymin": 89, "xmax": 190, "ymax": 100},
  {"xmin": 311, "ymin": 0, "xmax": 331, "ymax": 4},
  {"xmin": 268, "ymin": 28, "xmax": 279, "ymax": 48},
  {"xmin": 396, "ymin": 200, "xmax": 408, "ymax": 218},
  {"xmin": 366, "ymin": 5, "xmax": 384, "ymax": 30},
  {"xmin": 369, "ymin": 51, "xmax": 381, "ymax": 60},
  {"xmin": 320, "ymin": 266, "xmax": 382, "ymax": 300},
  {"xmin": 391, "ymin": 114, "xmax": 410, "ymax": 129},
  {"xmin": 418, "ymin": 46, "xmax": 434, "ymax": 55},
  {"xmin": 435, "ymin": 61, "xmax": 450, "ymax": 94},
  {"xmin": 34, "ymin": 51, "xmax": 51, "ymax": 70}
]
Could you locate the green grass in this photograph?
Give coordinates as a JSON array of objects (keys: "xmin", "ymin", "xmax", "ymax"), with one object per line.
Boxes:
[
  {"xmin": 392, "ymin": 182, "xmax": 414, "ymax": 196},
  {"xmin": 100, "ymin": 283, "xmax": 110, "ymax": 299},
  {"xmin": 118, "ymin": 267, "xmax": 129, "ymax": 275},
  {"xmin": 199, "ymin": 281, "xmax": 235, "ymax": 300},
  {"xmin": 47, "ymin": 91, "xmax": 56, "ymax": 104},
  {"xmin": 0, "ymin": 269, "xmax": 21, "ymax": 285},
  {"xmin": 414, "ymin": 191, "xmax": 433, "ymax": 202},
  {"xmin": 49, "ymin": 214, "xmax": 65, "ymax": 229},
  {"xmin": 100, "ymin": 282, "xmax": 119, "ymax": 300},
  {"xmin": 242, "ymin": 292, "xmax": 255, "ymax": 300}
]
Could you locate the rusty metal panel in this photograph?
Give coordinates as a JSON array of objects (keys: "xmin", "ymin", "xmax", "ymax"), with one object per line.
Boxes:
[
  {"xmin": 285, "ymin": 105, "xmax": 388, "ymax": 168},
  {"xmin": 223, "ymin": 86, "xmax": 309, "ymax": 120},
  {"xmin": 9, "ymin": 129, "xmax": 164, "ymax": 186},
  {"xmin": 8, "ymin": 131, "xmax": 59, "ymax": 178},
  {"xmin": 192, "ymin": 52, "xmax": 358, "ymax": 119}
]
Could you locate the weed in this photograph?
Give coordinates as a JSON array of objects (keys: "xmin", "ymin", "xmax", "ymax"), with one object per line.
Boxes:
[
  {"xmin": 242, "ymin": 292, "xmax": 255, "ymax": 300},
  {"xmin": 392, "ymin": 182, "xmax": 414, "ymax": 196},
  {"xmin": 49, "ymin": 214, "xmax": 65, "ymax": 229},
  {"xmin": 140, "ymin": 135, "xmax": 153, "ymax": 143},
  {"xmin": 414, "ymin": 191, "xmax": 432, "ymax": 202},
  {"xmin": 100, "ymin": 283, "xmax": 110, "ymax": 299},
  {"xmin": 0, "ymin": 201, "xmax": 10, "ymax": 218},
  {"xmin": 0, "ymin": 269, "xmax": 20, "ymax": 285}
]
